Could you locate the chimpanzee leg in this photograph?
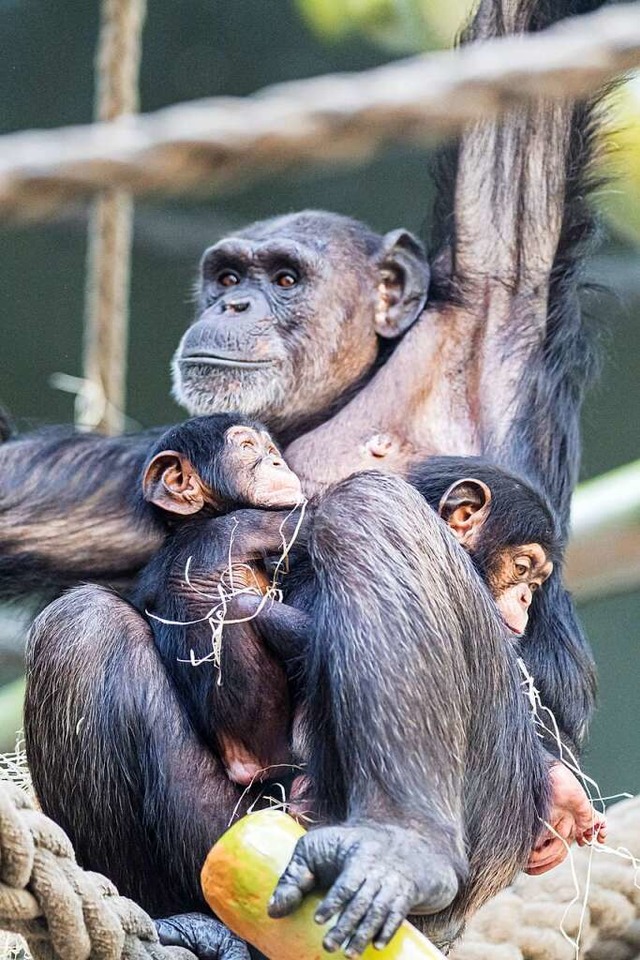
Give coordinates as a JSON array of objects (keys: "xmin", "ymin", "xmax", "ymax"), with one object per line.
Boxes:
[
  {"xmin": 272, "ymin": 472, "xmax": 549, "ymax": 953},
  {"xmin": 24, "ymin": 585, "xmax": 256, "ymax": 921}
]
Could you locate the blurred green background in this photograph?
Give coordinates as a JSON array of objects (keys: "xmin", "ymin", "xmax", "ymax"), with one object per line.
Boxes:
[{"xmin": 0, "ymin": 0, "xmax": 638, "ymax": 801}]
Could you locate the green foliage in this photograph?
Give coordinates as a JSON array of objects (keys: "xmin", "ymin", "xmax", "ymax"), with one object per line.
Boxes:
[
  {"xmin": 599, "ymin": 73, "xmax": 640, "ymax": 245},
  {"xmin": 295, "ymin": 0, "xmax": 475, "ymax": 52},
  {"xmin": 295, "ymin": 0, "xmax": 433, "ymax": 52}
]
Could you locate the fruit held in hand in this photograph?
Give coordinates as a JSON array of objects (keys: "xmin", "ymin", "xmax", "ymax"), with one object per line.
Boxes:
[{"xmin": 201, "ymin": 809, "xmax": 446, "ymax": 959}]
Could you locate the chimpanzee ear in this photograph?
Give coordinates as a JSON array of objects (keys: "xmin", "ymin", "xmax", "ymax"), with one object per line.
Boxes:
[
  {"xmin": 374, "ymin": 229, "xmax": 430, "ymax": 339},
  {"xmin": 142, "ymin": 451, "xmax": 206, "ymax": 516},
  {"xmin": 438, "ymin": 478, "xmax": 492, "ymax": 546}
]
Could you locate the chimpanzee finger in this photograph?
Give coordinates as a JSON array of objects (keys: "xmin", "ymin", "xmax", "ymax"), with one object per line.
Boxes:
[
  {"xmin": 374, "ymin": 910, "xmax": 406, "ymax": 951},
  {"xmin": 314, "ymin": 867, "xmax": 368, "ymax": 926},
  {"xmin": 345, "ymin": 884, "xmax": 411, "ymax": 956},
  {"xmin": 267, "ymin": 847, "xmax": 317, "ymax": 918},
  {"xmin": 320, "ymin": 879, "xmax": 380, "ymax": 954}
]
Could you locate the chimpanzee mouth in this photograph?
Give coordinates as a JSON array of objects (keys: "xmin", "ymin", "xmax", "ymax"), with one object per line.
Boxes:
[
  {"xmin": 501, "ymin": 615, "xmax": 524, "ymax": 637},
  {"xmin": 179, "ymin": 354, "xmax": 275, "ymax": 369}
]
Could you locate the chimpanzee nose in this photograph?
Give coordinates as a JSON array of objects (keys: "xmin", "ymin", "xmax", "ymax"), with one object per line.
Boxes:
[
  {"xmin": 519, "ymin": 585, "xmax": 532, "ymax": 609},
  {"xmin": 221, "ymin": 298, "xmax": 250, "ymax": 314}
]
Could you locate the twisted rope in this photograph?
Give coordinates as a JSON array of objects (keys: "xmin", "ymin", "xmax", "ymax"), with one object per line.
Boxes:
[
  {"xmin": 80, "ymin": 0, "xmax": 147, "ymax": 436},
  {"xmin": 0, "ymin": 1, "xmax": 639, "ymax": 224},
  {"xmin": 0, "ymin": 781, "xmax": 194, "ymax": 960}
]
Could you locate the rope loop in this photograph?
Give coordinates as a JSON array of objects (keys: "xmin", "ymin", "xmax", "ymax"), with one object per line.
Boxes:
[{"xmin": 0, "ymin": 781, "xmax": 195, "ymax": 960}]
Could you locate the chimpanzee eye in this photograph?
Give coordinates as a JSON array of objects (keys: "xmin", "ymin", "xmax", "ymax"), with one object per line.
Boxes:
[
  {"xmin": 514, "ymin": 558, "xmax": 530, "ymax": 577},
  {"xmin": 218, "ymin": 271, "xmax": 241, "ymax": 287},
  {"xmin": 273, "ymin": 270, "xmax": 298, "ymax": 288},
  {"xmin": 530, "ymin": 582, "xmax": 539, "ymax": 593}
]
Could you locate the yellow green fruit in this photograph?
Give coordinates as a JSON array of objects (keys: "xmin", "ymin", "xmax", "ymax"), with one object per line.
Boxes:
[{"xmin": 201, "ymin": 809, "xmax": 446, "ymax": 959}]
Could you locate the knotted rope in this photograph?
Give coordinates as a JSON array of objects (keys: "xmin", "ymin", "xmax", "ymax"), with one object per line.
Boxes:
[{"xmin": 0, "ymin": 781, "xmax": 194, "ymax": 960}]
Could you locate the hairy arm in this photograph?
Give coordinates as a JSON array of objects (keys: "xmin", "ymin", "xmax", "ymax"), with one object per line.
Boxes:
[{"xmin": 0, "ymin": 427, "xmax": 164, "ymax": 600}]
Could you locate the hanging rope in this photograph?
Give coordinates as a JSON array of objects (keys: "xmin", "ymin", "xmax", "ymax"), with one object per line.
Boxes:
[
  {"xmin": 0, "ymin": 780, "xmax": 194, "ymax": 960},
  {"xmin": 0, "ymin": 1, "xmax": 639, "ymax": 224},
  {"xmin": 79, "ymin": 0, "xmax": 147, "ymax": 435}
]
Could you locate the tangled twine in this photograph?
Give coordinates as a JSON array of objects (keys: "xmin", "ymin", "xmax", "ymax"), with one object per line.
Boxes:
[
  {"xmin": 0, "ymin": 781, "xmax": 194, "ymax": 960},
  {"xmin": 452, "ymin": 795, "xmax": 640, "ymax": 960}
]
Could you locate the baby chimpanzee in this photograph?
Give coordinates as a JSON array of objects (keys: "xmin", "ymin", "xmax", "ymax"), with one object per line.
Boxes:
[{"xmin": 133, "ymin": 414, "xmax": 303, "ymax": 789}]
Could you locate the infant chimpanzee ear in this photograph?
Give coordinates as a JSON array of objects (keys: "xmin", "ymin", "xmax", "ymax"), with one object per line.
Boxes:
[
  {"xmin": 438, "ymin": 478, "xmax": 492, "ymax": 547},
  {"xmin": 142, "ymin": 450, "xmax": 206, "ymax": 516},
  {"xmin": 374, "ymin": 229, "xmax": 430, "ymax": 339}
]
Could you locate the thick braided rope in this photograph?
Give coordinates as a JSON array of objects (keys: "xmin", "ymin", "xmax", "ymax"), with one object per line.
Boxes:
[
  {"xmin": 80, "ymin": 0, "xmax": 147, "ymax": 437},
  {"xmin": 0, "ymin": 781, "xmax": 194, "ymax": 960}
]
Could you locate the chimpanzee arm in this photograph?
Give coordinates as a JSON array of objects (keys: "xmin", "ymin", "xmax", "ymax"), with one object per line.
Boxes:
[
  {"xmin": 24, "ymin": 583, "xmax": 255, "ymax": 928},
  {"xmin": 284, "ymin": 0, "xmax": 601, "ymax": 757},
  {"xmin": 270, "ymin": 474, "xmax": 549, "ymax": 954},
  {"xmin": 230, "ymin": 593, "xmax": 313, "ymax": 664},
  {"xmin": 0, "ymin": 427, "xmax": 164, "ymax": 599}
]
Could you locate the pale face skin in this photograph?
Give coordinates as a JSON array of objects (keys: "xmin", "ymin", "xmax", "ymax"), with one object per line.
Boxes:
[
  {"xmin": 492, "ymin": 543, "xmax": 554, "ymax": 635},
  {"xmin": 224, "ymin": 425, "xmax": 302, "ymax": 508}
]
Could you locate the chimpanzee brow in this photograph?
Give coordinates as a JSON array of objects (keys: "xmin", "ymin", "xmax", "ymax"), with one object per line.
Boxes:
[
  {"xmin": 256, "ymin": 245, "xmax": 309, "ymax": 271},
  {"xmin": 201, "ymin": 241, "xmax": 251, "ymax": 278},
  {"xmin": 203, "ymin": 239, "xmax": 317, "ymax": 275}
]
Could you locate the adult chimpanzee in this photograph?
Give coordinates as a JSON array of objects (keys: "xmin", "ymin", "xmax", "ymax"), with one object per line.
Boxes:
[{"xmin": 10, "ymin": 0, "xmax": 606, "ymax": 954}]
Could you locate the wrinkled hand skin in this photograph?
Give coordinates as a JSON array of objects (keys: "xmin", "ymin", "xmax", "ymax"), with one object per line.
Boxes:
[
  {"xmin": 268, "ymin": 824, "xmax": 459, "ymax": 957},
  {"xmin": 526, "ymin": 762, "xmax": 608, "ymax": 876},
  {"xmin": 155, "ymin": 913, "xmax": 250, "ymax": 960}
]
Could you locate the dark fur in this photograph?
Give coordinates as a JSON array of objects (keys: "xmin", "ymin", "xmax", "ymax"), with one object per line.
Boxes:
[
  {"xmin": 298, "ymin": 472, "xmax": 550, "ymax": 945},
  {"xmin": 425, "ymin": 0, "xmax": 604, "ymax": 757},
  {"xmin": 0, "ymin": 406, "xmax": 13, "ymax": 443},
  {"xmin": 0, "ymin": 427, "xmax": 163, "ymax": 600},
  {"xmin": 133, "ymin": 415, "xmax": 295, "ymax": 785},
  {"xmin": 26, "ymin": 466, "xmax": 552, "ymax": 949},
  {"xmin": 21, "ymin": 0, "xmax": 606, "ymax": 951}
]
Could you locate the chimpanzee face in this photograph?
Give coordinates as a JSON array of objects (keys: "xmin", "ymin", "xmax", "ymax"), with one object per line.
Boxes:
[
  {"xmin": 141, "ymin": 421, "xmax": 302, "ymax": 516},
  {"xmin": 437, "ymin": 472, "xmax": 556, "ymax": 636},
  {"xmin": 222, "ymin": 424, "xmax": 302, "ymax": 508},
  {"xmin": 488, "ymin": 543, "xmax": 553, "ymax": 635},
  {"xmin": 171, "ymin": 211, "xmax": 429, "ymax": 439}
]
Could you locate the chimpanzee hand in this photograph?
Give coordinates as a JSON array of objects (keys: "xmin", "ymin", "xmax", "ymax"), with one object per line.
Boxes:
[
  {"xmin": 268, "ymin": 823, "xmax": 459, "ymax": 957},
  {"xmin": 214, "ymin": 508, "xmax": 301, "ymax": 562},
  {"xmin": 155, "ymin": 913, "xmax": 250, "ymax": 960},
  {"xmin": 526, "ymin": 762, "xmax": 607, "ymax": 876}
]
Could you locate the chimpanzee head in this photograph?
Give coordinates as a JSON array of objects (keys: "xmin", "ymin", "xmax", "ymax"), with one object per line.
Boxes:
[
  {"xmin": 172, "ymin": 211, "xmax": 429, "ymax": 439},
  {"xmin": 411, "ymin": 456, "xmax": 560, "ymax": 635},
  {"xmin": 141, "ymin": 414, "xmax": 302, "ymax": 518}
]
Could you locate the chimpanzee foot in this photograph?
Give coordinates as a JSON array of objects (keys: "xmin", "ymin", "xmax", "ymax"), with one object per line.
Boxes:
[
  {"xmin": 267, "ymin": 823, "xmax": 459, "ymax": 957},
  {"xmin": 155, "ymin": 913, "xmax": 250, "ymax": 960}
]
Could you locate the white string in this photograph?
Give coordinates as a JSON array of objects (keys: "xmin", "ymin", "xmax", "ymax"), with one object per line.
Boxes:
[
  {"xmin": 518, "ymin": 658, "xmax": 640, "ymax": 957},
  {"xmin": 147, "ymin": 498, "xmax": 308, "ymax": 684}
]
